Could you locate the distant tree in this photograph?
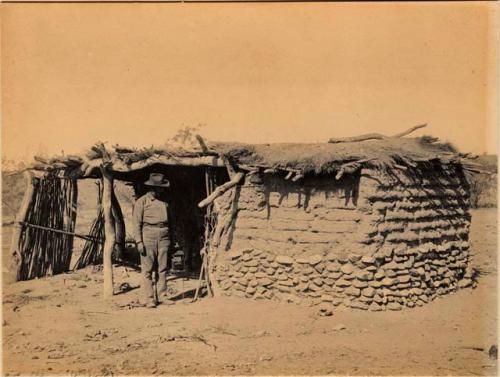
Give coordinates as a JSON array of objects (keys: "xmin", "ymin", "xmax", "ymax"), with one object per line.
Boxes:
[{"xmin": 167, "ymin": 124, "xmax": 207, "ymax": 150}]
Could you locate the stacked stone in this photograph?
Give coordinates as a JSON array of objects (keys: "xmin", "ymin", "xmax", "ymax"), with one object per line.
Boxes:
[
  {"xmin": 212, "ymin": 163, "xmax": 473, "ymax": 310},
  {"xmin": 356, "ymin": 165, "xmax": 473, "ymax": 302},
  {"xmin": 215, "ymin": 243, "xmax": 474, "ymax": 311}
]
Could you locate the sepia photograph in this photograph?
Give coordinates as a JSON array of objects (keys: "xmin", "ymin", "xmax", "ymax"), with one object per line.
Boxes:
[{"xmin": 1, "ymin": 2, "xmax": 498, "ymax": 375}]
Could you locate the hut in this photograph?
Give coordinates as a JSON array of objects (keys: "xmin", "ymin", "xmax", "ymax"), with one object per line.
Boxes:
[{"xmin": 9, "ymin": 129, "xmax": 484, "ymax": 310}]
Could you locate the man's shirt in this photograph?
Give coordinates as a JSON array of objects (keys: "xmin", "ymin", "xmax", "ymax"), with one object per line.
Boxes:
[{"xmin": 132, "ymin": 192, "xmax": 169, "ymax": 243}]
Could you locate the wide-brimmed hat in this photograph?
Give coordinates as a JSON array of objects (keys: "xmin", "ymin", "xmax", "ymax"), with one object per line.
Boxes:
[{"xmin": 144, "ymin": 173, "xmax": 170, "ymax": 188}]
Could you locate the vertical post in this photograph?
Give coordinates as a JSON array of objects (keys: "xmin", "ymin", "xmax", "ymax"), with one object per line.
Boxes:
[
  {"xmin": 8, "ymin": 171, "xmax": 35, "ymax": 283},
  {"xmin": 111, "ymin": 189, "xmax": 125, "ymax": 260},
  {"xmin": 62, "ymin": 179, "xmax": 78, "ymax": 272},
  {"xmin": 101, "ymin": 167, "xmax": 116, "ymax": 299},
  {"xmin": 206, "ymin": 168, "xmax": 221, "ymax": 297}
]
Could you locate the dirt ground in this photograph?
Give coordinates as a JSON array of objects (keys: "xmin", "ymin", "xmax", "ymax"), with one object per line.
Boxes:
[{"xmin": 1, "ymin": 209, "xmax": 498, "ymax": 376}]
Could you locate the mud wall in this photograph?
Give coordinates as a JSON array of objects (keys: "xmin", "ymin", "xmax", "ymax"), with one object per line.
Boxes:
[{"xmin": 212, "ymin": 164, "xmax": 472, "ymax": 311}]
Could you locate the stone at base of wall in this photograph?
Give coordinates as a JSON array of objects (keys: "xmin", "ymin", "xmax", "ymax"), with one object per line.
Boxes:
[{"xmin": 215, "ymin": 246, "xmax": 476, "ymax": 311}]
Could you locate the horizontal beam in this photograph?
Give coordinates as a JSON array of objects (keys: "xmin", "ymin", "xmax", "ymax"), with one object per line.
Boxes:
[
  {"xmin": 198, "ymin": 172, "xmax": 244, "ymax": 208},
  {"xmin": 28, "ymin": 155, "xmax": 226, "ymax": 178},
  {"xmin": 19, "ymin": 221, "xmax": 103, "ymax": 243},
  {"xmin": 112, "ymin": 155, "xmax": 225, "ymax": 171}
]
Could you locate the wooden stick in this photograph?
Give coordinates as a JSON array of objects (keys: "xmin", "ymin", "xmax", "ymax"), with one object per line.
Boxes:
[
  {"xmin": 393, "ymin": 164, "xmax": 408, "ymax": 170},
  {"xmin": 204, "ymin": 254, "xmax": 213, "ymax": 297},
  {"xmin": 463, "ymin": 168, "xmax": 493, "ymax": 175},
  {"xmin": 195, "ymin": 134, "xmax": 210, "ymax": 153},
  {"xmin": 194, "ymin": 167, "xmax": 216, "ymax": 302},
  {"xmin": 263, "ymin": 168, "xmax": 277, "ymax": 174},
  {"xmin": 67, "ymin": 180, "xmax": 79, "ymax": 271},
  {"xmin": 30, "ymin": 155, "xmax": 227, "ymax": 179},
  {"xmin": 221, "ymin": 156, "xmax": 237, "ymax": 178},
  {"xmin": 96, "ymin": 142, "xmax": 112, "ymax": 163},
  {"xmin": 328, "ymin": 133, "xmax": 386, "ymax": 144},
  {"xmin": 101, "ymin": 166, "xmax": 116, "ymax": 298},
  {"xmin": 335, "ymin": 158, "xmax": 377, "ymax": 180},
  {"xmin": 18, "ymin": 221, "xmax": 102, "ymax": 243},
  {"xmin": 18, "ymin": 222, "xmax": 102, "ymax": 243},
  {"xmin": 198, "ymin": 172, "xmax": 244, "ymax": 208},
  {"xmin": 460, "ymin": 161, "xmax": 487, "ymax": 169},
  {"xmin": 192, "ymin": 253, "xmax": 205, "ymax": 302},
  {"xmin": 391, "ymin": 123, "xmax": 427, "ymax": 138},
  {"xmin": 335, "ymin": 168, "xmax": 345, "ymax": 180},
  {"xmin": 111, "ymin": 189, "xmax": 125, "ymax": 259},
  {"xmin": 328, "ymin": 124, "xmax": 428, "ymax": 144},
  {"xmin": 10, "ymin": 171, "xmax": 35, "ymax": 282},
  {"xmin": 398, "ymin": 156, "xmax": 418, "ymax": 168}
]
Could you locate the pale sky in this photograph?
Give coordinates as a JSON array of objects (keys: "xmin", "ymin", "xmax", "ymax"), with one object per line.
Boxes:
[{"xmin": 1, "ymin": 2, "xmax": 498, "ymax": 161}]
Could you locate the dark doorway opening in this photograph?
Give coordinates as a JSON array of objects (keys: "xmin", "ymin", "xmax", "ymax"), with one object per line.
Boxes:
[{"xmin": 115, "ymin": 164, "xmax": 229, "ymax": 273}]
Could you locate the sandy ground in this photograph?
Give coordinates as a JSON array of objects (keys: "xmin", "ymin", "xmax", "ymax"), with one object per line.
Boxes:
[{"xmin": 1, "ymin": 208, "xmax": 498, "ymax": 376}]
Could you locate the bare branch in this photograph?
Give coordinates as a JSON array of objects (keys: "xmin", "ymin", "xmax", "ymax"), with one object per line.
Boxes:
[
  {"xmin": 195, "ymin": 134, "xmax": 209, "ymax": 153},
  {"xmin": 328, "ymin": 133, "xmax": 386, "ymax": 144},
  {"xmin": 391, "ymin": 123, "xmax": 428, "ymax": 138},
  {"xmin": 328, "ymin": 124, "xmax": 428, "ymax": 144}
]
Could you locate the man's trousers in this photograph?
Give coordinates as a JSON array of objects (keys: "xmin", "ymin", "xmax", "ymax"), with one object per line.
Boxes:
[{"xmin": 140, "ymin": 225, "xmax": 170, "ymax": 304}]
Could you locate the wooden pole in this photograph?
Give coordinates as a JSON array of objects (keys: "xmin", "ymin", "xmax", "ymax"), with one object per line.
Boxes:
[
  {"xmin": 101, "ymin": 167, "xmax": 116, "ymax": 298},
  {"xmin": 18, "ymin": 222, "xmax": 102, "ymax": 243},
  {"xmin": 111, "ymin": 188, "xmax": 125, "ymax": 260},
  {"xmin": 221, "ymin": 156, "xmax": 236, "ymax": 178},
  {"xmin": 328, "ymin": 124, "xmax": 428, "ymax": 144},
  {"xmin": 195, "ymin": 134, "xmax": 210, "ymax": 153},
  {"xmin": 392, "ymin": 123, "xmax": 427, "ymax": 138},
  {"xmin": 328, "ymin": 133, "xmax": 386, "ymax": 144},
  {"xmin": 62, "ymin": 179, "xmax": 78, "ymax": 272},
  {"xmin": 335, "ymin": 158, "xmax": 377, "ymax": 180},
  {"xmin": 9, "ymin": 171, "xmax": 36, "ymax": 283},
  {"xmin": 198, "ymin": 172, "xmax": 244, "ymax": 208},
  {"xmin": 194, "ymin": 168, "xmax": 217, "ymax": 302}
]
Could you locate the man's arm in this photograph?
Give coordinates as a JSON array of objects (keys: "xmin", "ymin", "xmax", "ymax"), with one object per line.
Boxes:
[{"xmin": 132, "ymin": 197, "xmax": 144, "ymax": 244}]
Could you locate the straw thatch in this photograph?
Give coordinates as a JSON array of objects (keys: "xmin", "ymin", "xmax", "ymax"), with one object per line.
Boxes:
[{"xmin": 209, "ymin": 137, "xmax": 459, "ymax": 174}]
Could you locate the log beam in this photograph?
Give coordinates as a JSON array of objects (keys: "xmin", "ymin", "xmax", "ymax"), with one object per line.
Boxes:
[
  {"xmin": 198, "ymin": 172, "xmax": 244, "ymax": 208},
  {"xmin": 328, "ymin": 124, "xmax": 428, "ymax": 144},
  {"xmin": 335, "ymin": 158, "xmax": 377, "ymax": 180}
]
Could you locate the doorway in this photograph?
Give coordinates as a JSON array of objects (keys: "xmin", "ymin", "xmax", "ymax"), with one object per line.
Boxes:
[{"xmin": 116, "ymin": 164, "xmax": 229, "ymax": 273}]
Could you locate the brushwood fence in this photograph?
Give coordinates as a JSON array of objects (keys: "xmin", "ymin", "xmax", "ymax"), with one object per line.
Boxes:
[{"xmin": 16, "ymin": 178, "xmax": 78, "ymax": 280}]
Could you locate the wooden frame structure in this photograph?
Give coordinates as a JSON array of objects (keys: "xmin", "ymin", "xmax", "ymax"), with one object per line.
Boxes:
[
  {"xmin": 9, "ymin": 129, "xmax": 487, "ymax": 300},
  {"xmin": 9, "ymin": 143, "xmax": 236, "ymax": 300}
]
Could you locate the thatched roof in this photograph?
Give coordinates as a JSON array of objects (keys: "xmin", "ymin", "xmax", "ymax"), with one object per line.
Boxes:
[
  {"xmin": 209, "ymin": 138, "xmax": 459, "ymax": 174},
  {"xmin": 26, "ymin": 136, "xmax": 480, "ymax": 179}
]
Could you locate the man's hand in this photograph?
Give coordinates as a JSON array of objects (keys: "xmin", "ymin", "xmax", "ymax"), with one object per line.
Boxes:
[{"xmin": 137, "ymin": 242, "xmax": 146, "ymax": 257}]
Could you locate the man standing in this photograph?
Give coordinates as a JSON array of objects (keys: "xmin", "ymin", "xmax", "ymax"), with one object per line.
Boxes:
[{"xmin": 132, "ymin": 172, "xmax": 171, "ymax": 308}]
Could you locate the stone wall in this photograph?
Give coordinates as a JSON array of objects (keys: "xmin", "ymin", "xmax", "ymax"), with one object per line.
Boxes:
[{"xmin": 212, "ymin": 164, "xmax": 472, "ymax": 311}]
